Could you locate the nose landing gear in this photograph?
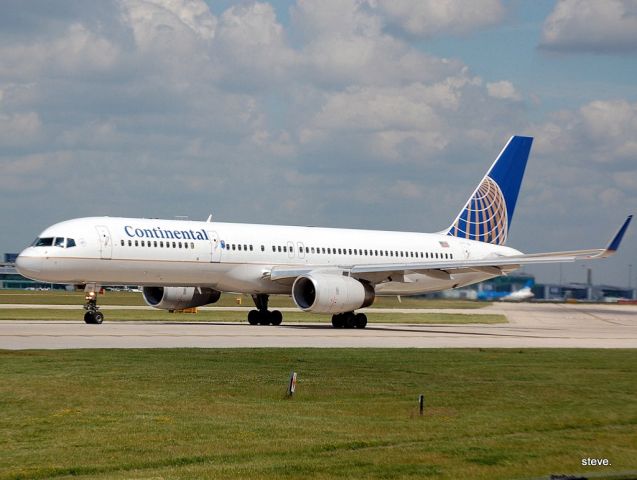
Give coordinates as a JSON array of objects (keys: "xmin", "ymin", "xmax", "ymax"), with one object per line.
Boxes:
[
  {"xmin": 247, "ymin": 294, "xmax": 283, "ymax": 326},
  {"xmin": 83, "ymin": 290, "xmax": 104, "ymax": 324}
]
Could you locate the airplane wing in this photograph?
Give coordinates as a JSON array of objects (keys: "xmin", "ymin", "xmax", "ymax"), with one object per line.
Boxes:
[{"xmin": 269, "ymin": 215, "xmax": 632, "ymax": 282}]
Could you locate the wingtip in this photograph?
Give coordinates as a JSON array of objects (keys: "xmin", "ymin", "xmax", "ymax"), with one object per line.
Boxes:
[{"xmin": 606, "ymin": 215, "xmax": 633, "ymax": 252}]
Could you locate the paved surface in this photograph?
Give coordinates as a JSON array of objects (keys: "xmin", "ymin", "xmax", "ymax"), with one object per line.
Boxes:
[{"xmin": 0, "ymin": 303, "xmax": 635, "ymax": 349}]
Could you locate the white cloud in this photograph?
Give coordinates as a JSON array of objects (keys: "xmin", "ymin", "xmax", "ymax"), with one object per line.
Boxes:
[
  {"xmin": 540, "ymin": 0, "xmax": 637, "ymax": 54},
  {"xmin": 486, "ymin": 80, "xmax": 521, "ymax": 101},
  {"xmin": 372, "ymin": 0, "xmax": 505, "ymax": 37}
]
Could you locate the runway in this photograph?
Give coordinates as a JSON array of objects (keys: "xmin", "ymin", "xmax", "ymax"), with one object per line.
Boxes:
[{"xmin": 1, "ymin": 303, "xmax": 635, "ymax": 349}]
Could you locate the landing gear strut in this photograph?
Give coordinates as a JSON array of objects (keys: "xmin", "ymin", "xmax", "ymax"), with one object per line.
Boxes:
[
  {"xmin": 331, "ymin": 312, "xmax": 367, "ymax": 329},
  {"xmin": 83, "ymin": 289, "xmax": 104, "ymax": 324},
  {"xmin": 247, "ymin": 294, "xmax": 283, "ymax": 326}
]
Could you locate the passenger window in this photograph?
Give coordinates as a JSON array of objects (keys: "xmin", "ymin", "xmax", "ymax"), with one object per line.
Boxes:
[
  {"xmin": 135, "ymin": 240, "xmax": 139, "ymax": 247},
  {"xmin": 272, "ymin": 246, "xmax": 276, "ymax": 252},
  {"xmin": 154, "ymin": 241, "xmax": 158, "ymax": 247},
  {"xmin": 172, "ymin": 242, "xmax": 176, "ymax": 248},
  {"xmin": 238, "ymin": 245, "xmax": 242, "ymax": 251},
  {"xmin": 160, "ymin": 241, "xmax": 164, "ymax": 247},
  {"xmin": 141, "ymin": 240, "xmax": 145, "ymax": 247},
  {"xmin": 184, "ymin": 243, "xmax": 188, "ymax": 249},
  {"xmin": 244, "ymin": 244, "xmax": 248, "ymax": 251},
  {"xmin": 311, "ymin": 247, "xmax": 315, "ymax": 254},
  {"xmin": 283, "ymin": 246, "xmax": 287, "ymax": 253},
  {"xmin": 349, "ymin": 249, "xmax": 352, "ymax": 255},
  {"xmin": 179, "ymin": 242, "xmax": 183, "ymax": 248},
  {"xmin": 261, "ymin": 245, "xmax": 264, "ymax": 251},
  {"xmin": 191, "ymin": 242, "xmax": 194, "ymax": 249},
  {"xmin": 250, "ymin": 245, "xmax": 253, "ymax": 251},
  {"xmin": 120, "ymin": 240, "xmax": 124, "ymax": 247},
  {"xmin": 277, "ymin": 246, "xmax": 282, "ymax": 252},
  {"xmin": 128, "ymin": 240, "xmax": 132, "ymax": 247}
]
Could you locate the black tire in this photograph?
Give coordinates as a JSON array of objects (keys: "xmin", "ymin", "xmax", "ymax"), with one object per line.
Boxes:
[
  {"xmin": 344, "ymin": 313, "xmax": 356, "ymax": 329},
  {"xmin": 354, "ymin": 313, "xmax": 367, "ymax": 329},
  {"xmin": 84, "ymin": 311, "xmax": 95, "ymax": 324},
  {"xmin": 270, "ymin": 310, "xmax": 283, "ymax": 326},
  {"xmin": 258, "ymin": 311, "xmax": 271, "ymax": 326},
  {"xmin": 248, "ymin": 310, "xmax": 259, "ymax": 325},
  {"xmin": 93, "ymin": 311, "xmax": 104, "ymax": 324},
  {"xmin": 331, "ymin": 314, "xmax": 343, "ymax": 328}
]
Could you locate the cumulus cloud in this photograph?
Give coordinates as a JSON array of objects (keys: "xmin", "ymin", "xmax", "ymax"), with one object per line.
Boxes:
[
  {"xmin": 533, "ymin": 99, "xmax": 637, "ymax": 164},
  {"xmin": 486, "ymin": 80, "xmax": 521, "ymax": 101},
  {"xmin": 371, "ymin": 0, "xmax": 505, "ymax": 37},
  {"xmin": 540, "ymin": 0, "xmax": 637, "ymax": 54}
]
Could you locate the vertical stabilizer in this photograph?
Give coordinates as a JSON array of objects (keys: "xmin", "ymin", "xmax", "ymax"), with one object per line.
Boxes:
[{"xmin": 446, "ymin": 136, "xmax": 533, "ymax": 245}]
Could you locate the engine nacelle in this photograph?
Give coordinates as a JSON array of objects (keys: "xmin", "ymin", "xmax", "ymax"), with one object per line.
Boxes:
[
  {"xmin": 142, "ymin": 286, "xmax": 221, "ymax": 310},
  {"xmin": 292, "ymin": 273, "xmax": 375, "ymax": 314}
]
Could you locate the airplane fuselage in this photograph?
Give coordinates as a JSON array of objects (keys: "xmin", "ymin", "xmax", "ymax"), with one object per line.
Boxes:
[{"xmin": 17, "ymin": 216, "xmax": 522, "ymax": 296}]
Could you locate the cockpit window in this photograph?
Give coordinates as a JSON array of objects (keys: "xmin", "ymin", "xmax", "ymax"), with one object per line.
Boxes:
[
  {"xmin": 34, "ymin": 237, "xmax": 54, "ymax": 247},
  {"xmin": 67, "ymin": 238, "xmax": 76, "ymax": 248},
  {"xmin": 54, "ymin": 237, "xmax": 65, "ymax": 247}
]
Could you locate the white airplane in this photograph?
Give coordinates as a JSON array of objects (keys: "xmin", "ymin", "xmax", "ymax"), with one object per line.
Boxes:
[
  {"xmin": 16, "ymin": 136, "xmax": 632, "ymax": 326},
  {"xmin": 500, "ymin": 284, "xmax": 535, "ymax": 302}
]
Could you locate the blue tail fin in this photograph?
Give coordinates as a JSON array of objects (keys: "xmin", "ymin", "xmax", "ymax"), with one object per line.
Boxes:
[{"xmin": 445, "ymin": 136, "xmax": 533, "ymax": 245}]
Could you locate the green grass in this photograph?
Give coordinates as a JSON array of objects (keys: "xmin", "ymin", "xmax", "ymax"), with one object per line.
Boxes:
[
  {"xmin": 1, "ymin": 349, "xmax": 636, "ymax": 479},
  {"xmin": 0, "ymin": 289, "xmax": 488, "ymax": 309},
  {"xmin": 0, "ymin": 308, "xmax": 506, "ymax": 324}
]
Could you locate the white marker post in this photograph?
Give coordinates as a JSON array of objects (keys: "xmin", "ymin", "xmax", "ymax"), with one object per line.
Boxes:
[{"xmin": 287, "ymin": 371, "xmax": 297, "ymax": 397}]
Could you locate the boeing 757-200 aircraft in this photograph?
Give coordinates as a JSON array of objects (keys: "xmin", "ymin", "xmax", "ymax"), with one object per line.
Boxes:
[{"xmin": 16, "ymin": 136, "xmax": 632, "ymax": 326}]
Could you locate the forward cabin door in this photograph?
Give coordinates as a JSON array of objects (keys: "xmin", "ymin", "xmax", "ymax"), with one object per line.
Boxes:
[
  {"xmin": 95, "ymin": 225, "xmax": 112, "ymax": 259},
  {"xmin": 207, "ymin": 231, "xmax": 221, "ymax": 263}
]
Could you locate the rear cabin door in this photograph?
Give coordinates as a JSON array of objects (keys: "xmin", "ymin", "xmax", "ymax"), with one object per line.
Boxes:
[
  {"xmin": 95, "ymin": 225, "xmax": 112, "ymax": 259},
  {"xmin": 207, "ymin": 231, "xmax": 221, "ymax": 263}
]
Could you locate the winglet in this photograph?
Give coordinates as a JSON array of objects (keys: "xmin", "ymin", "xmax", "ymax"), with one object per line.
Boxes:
[{"xmin": 606, "ymin": 215, "xmax": 632, "ymax": 253}]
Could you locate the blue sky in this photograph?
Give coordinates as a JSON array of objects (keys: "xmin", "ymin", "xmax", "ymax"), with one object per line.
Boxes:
[{"xmin": 1, "ymin": 0, "xmax": 635, "ymax": 286}]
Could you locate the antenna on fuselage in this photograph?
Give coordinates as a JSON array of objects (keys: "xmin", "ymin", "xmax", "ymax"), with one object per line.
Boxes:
[{"xmin": 206, "ymin": 214, "xmax": 213, "ymax": 222}]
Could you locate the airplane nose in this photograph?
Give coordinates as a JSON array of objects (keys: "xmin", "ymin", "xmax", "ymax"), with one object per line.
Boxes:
[{"xmin": 15, "ymin": 251, "xmax": 42, "ymax": 278}]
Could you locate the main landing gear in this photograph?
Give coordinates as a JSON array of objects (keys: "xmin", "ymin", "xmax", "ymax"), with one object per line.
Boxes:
[
  {"xmin": 83, "ymin": 290, "xmax": 104, "ymax": 324},
  {"xmin": 331, "ymin": 312, "xmax": 367, "ymax": 329},
  {"xmin": 247, "ymin": 294, "xmax": 282, "ymax": 326}
]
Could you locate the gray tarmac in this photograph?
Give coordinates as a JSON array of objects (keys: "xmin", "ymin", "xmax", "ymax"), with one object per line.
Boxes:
[{"xmin": 1, "ymin": 302, "xmax": 635, "ymax": 349}]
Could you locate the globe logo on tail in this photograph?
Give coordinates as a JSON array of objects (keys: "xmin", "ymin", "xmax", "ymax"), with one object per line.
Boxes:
[{"xmin": 449, "ymin": 176, "xmax": 508, "ymax": 245}]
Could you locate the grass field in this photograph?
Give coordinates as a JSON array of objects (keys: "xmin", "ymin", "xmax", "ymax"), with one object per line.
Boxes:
[
  {"xmin": 1, "ymin": 349, "xmax": 636, "ymax": 480},
  {"xmin": 0, "ymin": 289, "xmax": 488, "ymax": 309}
]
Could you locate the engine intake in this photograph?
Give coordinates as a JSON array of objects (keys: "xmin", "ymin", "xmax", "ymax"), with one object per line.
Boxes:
[
  {"xmin": 292, "ymin": 273, "xmax": 375, "ymax": 314},
  {"xmin": 142, "ymin": 286, "xmax": 221, "ymax": 310}
]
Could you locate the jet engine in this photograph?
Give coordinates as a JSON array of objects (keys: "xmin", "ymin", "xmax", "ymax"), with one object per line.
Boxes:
[
  {"xmin": 292, "ymin": 273, "xmax": 375, "ymax": 314},
  {"xmin": 142, "ymin": 286, "xmax": 221, "ymax": 310}
]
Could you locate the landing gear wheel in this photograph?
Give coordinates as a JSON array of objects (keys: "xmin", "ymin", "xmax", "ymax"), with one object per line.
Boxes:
[
  {"xmin": 270, "ymin": 310, "xmax": 283, "ymax": 326},
  {"xmin": 248, "ymin": 310, "xmax": 259, "ymax": 325},
  {"xmin": 84, "ymin": 311, "xmax": 95, "ymax": 324},
  {"xmin": 354, "ymin": 313, "xmax": 367, "ymax": 329},
  {"xmin": 258, "ymin": 311, "xmax": 272, "ymax": 325},
  {"xmin": 331, "ymin": 314, "xmax": 345, "ymax": 328},
  {"xmin": 93, "ymin": 311, "xmax": 104, "ymax": 324},
  {"xmin": 344, "ymin": 313, "xmax": 356, "ymax": 329}
]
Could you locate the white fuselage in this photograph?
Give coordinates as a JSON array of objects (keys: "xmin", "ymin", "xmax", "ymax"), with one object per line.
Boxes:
[{"xmin": 16, "ymin": 216, "xmax": 522, "ymax": 296}]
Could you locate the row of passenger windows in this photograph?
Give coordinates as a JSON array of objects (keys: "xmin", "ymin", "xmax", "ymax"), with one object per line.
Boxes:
[
  {"xmin": 32, "ymin": 237, "xmax": 76, "ymax": 248},
  {"xmin": 120, "ymin": 238, "xmax": 454, "ymax": 260},
  {"xmin": 222, "ymin": 242, "xmax": 453, "ymax": 260},
  {"xmin": 120, "ymin": 239, "xmax": 195, "ymax": 249}
]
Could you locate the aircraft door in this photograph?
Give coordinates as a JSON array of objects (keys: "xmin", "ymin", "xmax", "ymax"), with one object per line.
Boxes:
[
  {"xmin": 95, "ymin": 225, "xmax": 112, "ymax": 259},
  {"xmin": 207, "ymin": 231, "xmax": 221, "ymax": 262}
]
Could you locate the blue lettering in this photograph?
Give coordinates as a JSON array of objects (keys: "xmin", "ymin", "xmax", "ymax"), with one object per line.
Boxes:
[
  {"xmin": 143, "ymin": 228, "xmax": 154, "ymax": 238},
  {"xmin": 182, "ymin": 230, "xmax": 192, "ymax": 240},
  {"xmin": 135, "ymin": 228, "xmax": 144, "ymax": 237},
  {"xmin": 165, "ymin": 230, "xmax": 174, "ymax": 239},
  {"xmin": 124, "ymin": 226, "xmax": 135, "ymax": 237},
  {"xmin": 174, "ymin": 231, "xmax": 182, "ymax": 239}
]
